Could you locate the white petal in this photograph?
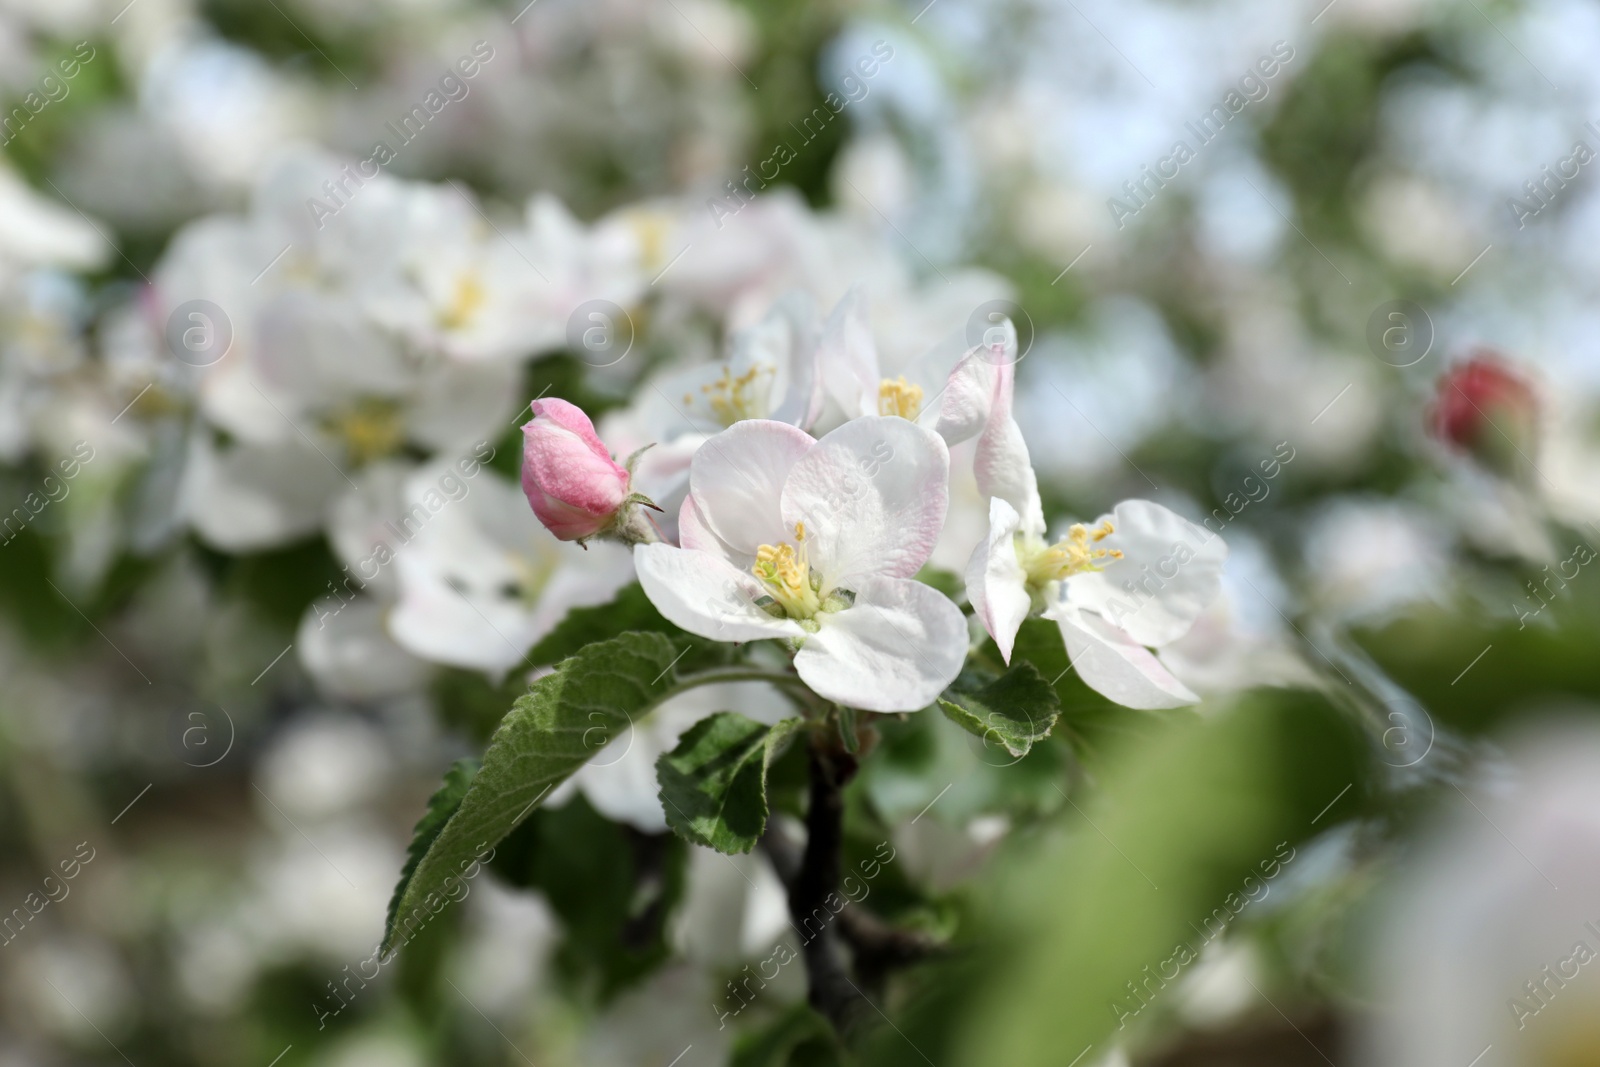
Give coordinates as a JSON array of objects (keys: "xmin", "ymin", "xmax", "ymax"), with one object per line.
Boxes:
[
  {"xmin": 297, "ymin": 597, "xmax": 431, "ymax": 701},
  {"xmin": 327, "ymin": 460, "xmax": 411, "ymax": 599},
  {"xmin": 795, "ymin": 576, "xmax": 967, "ymax": 712},
  {"xmin": 1046, "ymin": 600, "xmax": 1199, "ymax": 710},
  {"xmin": 964, "ymin": 497, "xmax": 1033, "ymax": 663},
  {"xmin": 676, "ymin": 490, "xmax": 727, "ymax": 557},
  {"xmin": 387, "ymin": 555, "xmax": 534, "ymax": 674},
  {"xmin": 634, "ymin": 544, "xmax": 805, "ymax": 643},
  {"xmin": 1064, "ymin": 500, "xmax": 1227, "ymax": 647},
  {"xmin": 255, "ymin": 291, "xmax": 410, "ymax": 402},
  {"xmin": 687, "ymin": 419, "xmax": 814, "ymax": 556},
  {"xmin": 0, "ymin": 166, "xmax": 109, "ymax": 270},
  {"xmin": 524, "ymin": 547, "xmax": 637, "ymax": 649},
  {"xmin": 181, "ymin": 434, "xmax": 345, "ymax": 551},
  {"xmin": 570, "ymin": 719, "xmax": 669, "ymax": 832},
  {"xmin": 384, "ymin": 471, "xmax": 629, "ymax": 674},
  {"xmin": 738, "ymin": 290, "xmax": 822, "ymax": 429},
  {"xmin": 407, "ymin": 360, "xmax": 521, "ymax": 452},
  {"xmin": 781, "ymin": 415, "xmax": 949, "ymax": 589},
  {"xmin": 816, "ymin": 284, "xmax": 880, "ymax": 419}
]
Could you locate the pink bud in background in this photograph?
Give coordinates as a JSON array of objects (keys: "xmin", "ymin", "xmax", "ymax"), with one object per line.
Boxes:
[
  {"xmin": 520, "ymin": 398, "xmax": 631, "ymax": 541},
  {"xmin": 1429, "ymin": 350, "xmax": 1539, "ymax": 479}
]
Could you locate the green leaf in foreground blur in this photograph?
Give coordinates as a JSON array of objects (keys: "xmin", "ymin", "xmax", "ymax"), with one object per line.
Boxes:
[
  {"xmin": 657, "ymin": 712, "xmax": 803, "ymax": 854},
  {"xmin": 731, "ymin": 1002, "xmax": 845, "ymax": 1067},
  {"xmin": 939, "ymin": 662, "xmax": 1061, "ymax": 758},
  {"xmin": 950, "ymin": 689, "xmax": 1371, "ymax": 1067},
  {"xmin": 382, "ymin": 631, "xmax": 687, "ymax": 954}
]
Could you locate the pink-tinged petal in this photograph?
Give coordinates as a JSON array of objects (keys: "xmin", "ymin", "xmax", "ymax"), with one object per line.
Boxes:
[
  {"xmin": 634, "ymin": 543, "xmax": 805, "ymax": 643},
  {"xmin": 931, "ymin": 346, "xmax": 999, "ymax": 445},
  {"xmin": 795, "ymin": 576, "xmax": 968, "ymax": 712},
  {"xmin": 964, "ymin": 497, "xmax": 1033, "ymax": 663},
  {"xmin": 521, "ymin": 398, "xmax": 630, "ymax": 540},
  {"xmin": 677, "ymin": 491, "xmax": 725, "ymax": 555},
  {"xmin": 1045, "ymin": 600, "xmax": 1199, "ymax": 710},
  {"xmin": 967, "ymin": 342, "xmax": 1044, "ymax": 537},
  {"xmin": 687, "ymin": 419, "xmax": 815, "ymax": 556},
  {"xmin": 816, "ymin": 284, "xmax": 880, "ymax": 419},
  {"xmin": 932, "ymin": 316, "xmax": 1015, "ymax": 445},
  {"xmin": 781, "ymin": 416, "xmax": 949, "ymax": 589},
  {"xmin": 1064, "ymin": 500, "xmax": 1227, "ymax": 647},
  {"xmin": 974, "ymin": 410, "xmax": 1045, "ymax": 539}
]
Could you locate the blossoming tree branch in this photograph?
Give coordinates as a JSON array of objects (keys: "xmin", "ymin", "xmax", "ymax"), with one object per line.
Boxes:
[{"xmin": 383, "ymin": 287, "xmax": 1227, "ymax": 1030}]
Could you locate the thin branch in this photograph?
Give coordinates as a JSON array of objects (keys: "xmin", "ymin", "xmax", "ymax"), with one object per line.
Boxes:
[{"xmin": 790, "ymin": 735, "xmax": 860, "ymax": 1031}]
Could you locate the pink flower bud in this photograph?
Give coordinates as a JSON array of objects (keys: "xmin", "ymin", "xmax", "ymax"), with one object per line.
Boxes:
[
  {"xmin": 520, "ymin": 398, "xmax": 631, "ymax": 541},
  {"xmin": 1430, "ymin": 350, "xmax": 1539, "ymax": 478}
]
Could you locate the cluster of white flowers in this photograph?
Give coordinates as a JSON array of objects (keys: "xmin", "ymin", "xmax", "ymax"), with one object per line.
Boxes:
[
  {"xmin": 115, "ymin": 147, "xmax": 995, "ymax": 697},
  {"xmin": 53, "ymin": 136, "xmax": 1229, "ymax": 832},
  {"xmin": 530, "ymin": 285, "xmax": 1228, "ymax": 715}
]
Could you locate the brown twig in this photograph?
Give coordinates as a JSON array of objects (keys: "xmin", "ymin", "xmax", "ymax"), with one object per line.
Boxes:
[
  {"xmin": 790, "ymin": 733, "xmax": 860, "ymax": 1030},
  {"xmin": 757, "ymin": 728, "xmax": 948, "ymax": 1034}
]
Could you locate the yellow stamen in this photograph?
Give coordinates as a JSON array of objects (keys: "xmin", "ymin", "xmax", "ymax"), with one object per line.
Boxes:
[
  {"xmin": 878, "ymin": 376, "xmax": 924, "ymax": 420},
  {"xmin": 752, "ymin": 522, "xmax": 822, "ymax": 619},
  {"xmin": 1020, "ymin": 520, "xmax": 1123, "ymax": 588},
  {"xmin": 696, "ymin": 363, "xmax": 774, "ymax": 426},
  {"xmin": 438, "ymin": 272, "xmax": 486, "ymax": 331}
]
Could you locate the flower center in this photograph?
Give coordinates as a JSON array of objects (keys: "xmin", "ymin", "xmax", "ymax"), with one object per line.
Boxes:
[
  {"xmin": 752, "ymin": 521, "xmax": 844, "ymax": 625},
  {"xmin": 438, "ymin": 271, "xmax": 487, "ymax": 331},
  {"xmin": 685, "ymin": 363, "xmax": 775, "ymax": 426},
  {"xmin": 323, "ymin": 397, "xmax": 406, "ymax": 466},
  {"xmin": 1018, "ymin": 520, "xmax": 1122, "ymax": 589},
  {"xmin": 878, "ymin": 376, "xmax": 923, "ymax": 419}
]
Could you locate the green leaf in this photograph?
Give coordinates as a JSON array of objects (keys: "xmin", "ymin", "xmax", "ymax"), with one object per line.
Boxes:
[
  {"xmin": 382, "ymin": 631, "xmax": 688, "ymax": 954},
  {"xmin": 656, "ymin": 712, "xmax": 804, "ymax": 854},
  {"xmin": 382, "ymin": 757, "xmax": 478, "ymax": 952},
  {"xmin": 939, "ymin": 662, "xmax": 1061, "ymax": 758},
  {"xmin": 526, "ymin": 582, "xmax": 674, "ymax": 664},
  {"xmin": 957, "ymin": 689, "xmax": 1372, "ymax": 1067}
]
